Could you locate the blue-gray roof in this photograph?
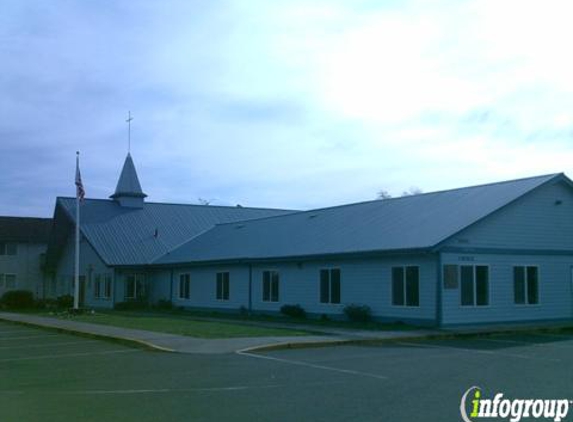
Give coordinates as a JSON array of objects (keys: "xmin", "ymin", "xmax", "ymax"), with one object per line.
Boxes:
[
  {"xmin": 110, "ymin": 153, "xmax": 146, "ymax": 199},
  {"xmin": 155, "ymin": 173, "xmax": 566, "ymax": 264},
  {"xmin": 56, "ymin": 198, "xmax": 295, "ymax": 266}
]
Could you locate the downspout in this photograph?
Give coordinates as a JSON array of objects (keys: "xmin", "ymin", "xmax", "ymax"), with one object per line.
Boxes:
[
  {"xmin": 436, "ymin": 252, "xmax": 443, "ymax": 327},
  {"xmin": 248, "ymin": 263, "xmax": 253, "ymax": 315}
]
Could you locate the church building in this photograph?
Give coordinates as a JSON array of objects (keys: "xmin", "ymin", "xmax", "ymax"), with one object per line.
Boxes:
[{"xmin": 45, "ymin": 153, "xmax": 573, "ymax": 326}]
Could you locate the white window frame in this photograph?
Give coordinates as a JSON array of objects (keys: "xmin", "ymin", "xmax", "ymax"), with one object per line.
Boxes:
[
  {"xmin": 513, "ymin": 265, "xmax": 539, "ymax": 306},
  {"xmin": 103, "ymin": 274, "xmax": 112, "ymax": 300},
  {"xmin": 459, "ymin": 264, "xmax": 490, "ymax": 307},
  {"xmin": 216, "ymin": 272, "xmax": 230, "ymax": 301},
  {"xmin": 178, "ymin": 273, "xmax": 191, "ymax": 300},
  {"xmin": 319, "ymin": 268, "xmax": 341, "ymax": 304},
  {"xmin": 262, "ymin": 270, "xmax": 280, "ymax": 303},
  {"xmin": 94, "ymin": 274, "xmax": 102, "ymax": 299},
  {"xmin": 391, "ymin": 265, "xmax": 420, "ymax": 307},
  {"xmin": 125, "ymin": 273, "xmax": 145, "ymax": 299}
]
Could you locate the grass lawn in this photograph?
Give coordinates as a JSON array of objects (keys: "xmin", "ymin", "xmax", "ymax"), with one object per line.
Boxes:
[
  {"xmin": 52, "ymin": 311, "xmax": 311, "ymax": 338},
  {"xmin": 177, "ymin": 309, "xmax": 422, "ymax": 332}
]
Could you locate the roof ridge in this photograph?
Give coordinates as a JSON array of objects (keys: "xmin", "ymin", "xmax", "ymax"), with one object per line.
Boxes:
[
  {"xmin": 56, "ymin": 196, "xmax": 296, "ymax": 212},
  {"xmin": 208, "ymin": 173, "xmax": 562, "ymax": 228}
]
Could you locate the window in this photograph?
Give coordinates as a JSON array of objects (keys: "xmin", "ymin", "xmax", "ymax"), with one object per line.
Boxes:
[
  {"xmin": 320, "ymin": 269, "xmax": 341, "ymax": 304},
  {"xmin": 0, "ymin": 243, "xmax": 17, "ymax": 256},
  {"xmin": 262, "ymin": 270, "xmax": 279, "ymax": 302},
  {"xmin": 94, "ymin": 275, "xmax": 101, "ymax": 298},
  {"xmin": 443, "ymin": 265, "xmax": 459, "ymax": 289},
  {"xmin": 94, "ymin": 274, "xmax": 112, "ymax": 300},
  {"xmin": 103, "ymin": 275, "xmax": 112, "ymax": 299},
  {"xmin": 460, "ymin": 265, "xmax": 489, "ymax": 306},
  {"xmin": 216, "ymin": 272, "xmax": 230, "ymax": 301},
  {"xmin": 6, "ymin": 243, "xmax": 16, "ymax": 256},
  {"xmin": 179, "ymin": 274, "xmax": 190, "ymax": 299},
  {"xmin": 126, "ymin": 274, "xmax": 145, "ymax": 299},
  {"xmin": 4, "ymin": 274, "xmax": 16, "ymax": 289},
  {"xmin": 392, "ymin": 266, "xmax": 419, "ymax": 307},
  {"xmin": 514, "ymin": 266, "xmax": 538, "ymax": 305}
]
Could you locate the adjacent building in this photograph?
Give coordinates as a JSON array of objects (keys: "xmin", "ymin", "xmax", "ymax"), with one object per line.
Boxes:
[
  {"xmin": 0, "ymin": 216, "xmax": 52, "ymax": 298},
  {"xmin": 44, "ymin": 153, "xmax": 573, "ymax": 326}
]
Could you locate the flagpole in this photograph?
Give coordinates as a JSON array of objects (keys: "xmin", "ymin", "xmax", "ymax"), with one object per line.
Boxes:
[{"xmin": 74, "ymin": 151, "xmax": 80, "ymax": 310}]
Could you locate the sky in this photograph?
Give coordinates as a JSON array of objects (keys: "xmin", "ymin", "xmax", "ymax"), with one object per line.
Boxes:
[{"xmin": 2, "ymin": 0, "xmax": 573, "ymax": 217}]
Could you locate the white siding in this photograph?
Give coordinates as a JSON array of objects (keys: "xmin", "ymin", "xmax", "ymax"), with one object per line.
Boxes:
[
  {"xmin": 441, "ymin": 252, "xmax": 573, "ymax": 324},
  {"xmin": 443, "ymin": 180, "xmax": 573, "ymax": 250},
  {"xmin": 170, "ymin": 265, "xmax": 251, "ymax": 310},
  {"xmin": 54, "ymin": 234, "xmax": 113, "ymax": 308},
  {"xmin": 167, "ymin": 255, "xmax": 437, "ymax": 324},
  {"xmin": 0, "ymin": 242, "xmax": 46, "ymax": 298},
  {"xmin": 251, "ymin": 256, "xmax": 436, "ymax": 322}
]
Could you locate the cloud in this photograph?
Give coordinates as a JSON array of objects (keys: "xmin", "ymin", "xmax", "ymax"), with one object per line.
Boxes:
[{"xmin": 1, "ymin": 0, "xmax": 573, "ymax": 217}]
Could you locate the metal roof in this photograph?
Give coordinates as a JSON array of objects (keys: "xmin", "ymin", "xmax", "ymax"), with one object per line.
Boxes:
[
  {"xmin": 0, "ymin": 217, "xmax": 53, "ymax": 243},
  {"xmin": 56, "ymin": 198, "xmax": 295, "ymax": 266},
  {"xmin": 155, "ymin": 173, "xmax": 565, "ymax": 264},
  {"xmin": 110, "ymin": 153, "xmax": 146, "ymax": 199}
]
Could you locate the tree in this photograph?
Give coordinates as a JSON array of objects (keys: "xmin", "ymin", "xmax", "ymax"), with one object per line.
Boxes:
[
  {"xmin": 377, "ymin": 190, "xmax": 392, "ymax": 200},
  {"xmin": 401, "ymin": 187, "xmax": 423, "ymax": 196},
  {"xmin": 197, "ymin": 198, "xmax": 212, "ymax": 205}
]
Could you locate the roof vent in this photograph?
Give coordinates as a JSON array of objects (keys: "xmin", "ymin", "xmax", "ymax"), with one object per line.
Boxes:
[
  {"xmin": 308, "ymin": 214, "xmax": 318, "ymax": 219},
  {"xmin": 235, "ymin": 224, "xmax": 245, "ymax": 229}
]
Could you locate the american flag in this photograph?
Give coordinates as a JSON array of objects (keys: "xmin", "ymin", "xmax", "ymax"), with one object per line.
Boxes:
[{"xmin": 75, "ymin": 153, "xmax": 85, "ymax": 202}]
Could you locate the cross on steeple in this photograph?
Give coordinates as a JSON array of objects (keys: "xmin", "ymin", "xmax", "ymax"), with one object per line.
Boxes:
[{"xmin": 126, "ymin": 111, "xmax": 134, "ymax": 153}]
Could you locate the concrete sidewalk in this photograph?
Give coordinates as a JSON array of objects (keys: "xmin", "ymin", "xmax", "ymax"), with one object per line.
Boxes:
[
  {"xmin": 2, "ymin": 312, "xmax": 567, "ymax": 354},
  {"xmin": 0, "ymin": 312, "xmax": 434, "ymax": 354}
]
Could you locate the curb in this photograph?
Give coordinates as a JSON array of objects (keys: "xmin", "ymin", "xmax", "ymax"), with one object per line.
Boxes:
[
  {"xmin": 236, "ymin": 334, "xmax": 437, "ymax": 354},
  {"xmin": 236, "ymin": 324, "xmax": 573, "ymax": 354},
  {"xmin": 0, "ymin": 316, "xmax": 175, "ymax": 353}
]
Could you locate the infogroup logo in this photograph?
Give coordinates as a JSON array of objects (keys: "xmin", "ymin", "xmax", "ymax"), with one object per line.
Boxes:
[{"xmin": 460, "ymin": 386, "xmax": 571, "ymax": 422}]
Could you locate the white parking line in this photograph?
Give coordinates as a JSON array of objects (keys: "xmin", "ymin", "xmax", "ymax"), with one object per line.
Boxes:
[
  {"xmin": 237, "ymin": 351, "xmax": 389, "ymax": 380},
  {"xmin": 0, "ymin": 349, "xmax": 139, "ymax": 362},
  {"xmin": 396, "ymin": 340, "xmax": 561, "ymax": 363},
  {"xmin": 0, "ymin": 340, "xmax": 99, "ymax": 350},
  {"xmin": 0, "ymin": 334, "xmax": 59, "ymax": 341}
]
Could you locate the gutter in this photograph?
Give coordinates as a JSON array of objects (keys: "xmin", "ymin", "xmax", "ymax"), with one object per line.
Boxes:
[{"xmin": 147, "ymin": 247, "xmax": 434, "ymax": 269}]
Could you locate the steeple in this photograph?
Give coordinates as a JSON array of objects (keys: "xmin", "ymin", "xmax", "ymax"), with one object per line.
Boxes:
[{"xmin": 110, "ymin": 153, "xmax": 147, "ymax": 208}]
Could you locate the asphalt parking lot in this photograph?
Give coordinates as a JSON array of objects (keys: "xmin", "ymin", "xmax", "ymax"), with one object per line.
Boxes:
[{"xmin": 1, "ymin": 321, "xmax": 573, "ymax": 422}]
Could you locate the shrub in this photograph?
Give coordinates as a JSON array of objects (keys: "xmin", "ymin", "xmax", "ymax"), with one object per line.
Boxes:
[
  {"xmin": 1, "ymin": 290, "xmax": 35, "ymax": 309},
  {"xmin": 41, "ymin": 298, "xmax": 59, "ymax": 309},
  {"xmin": 280, "ymin": 304, "xmax": 306, "ymax": 319},
  {"xmin": 114, "ymin": 300, "xmax": 148, "ymax": 311},
  {"xmin": 239, "ymin": 306, "xmax": 249, "ymax": 317},
  {"xmin": 56, "ymin": 294, "xmax": 74, "ymax": 309},
  {"xmin": 343, "ymin": 304, "xmax": 372, "ymax": 323},
  {"xmin": 154, "ymin": 299, "xmax": 173, "ymax": 310}
]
